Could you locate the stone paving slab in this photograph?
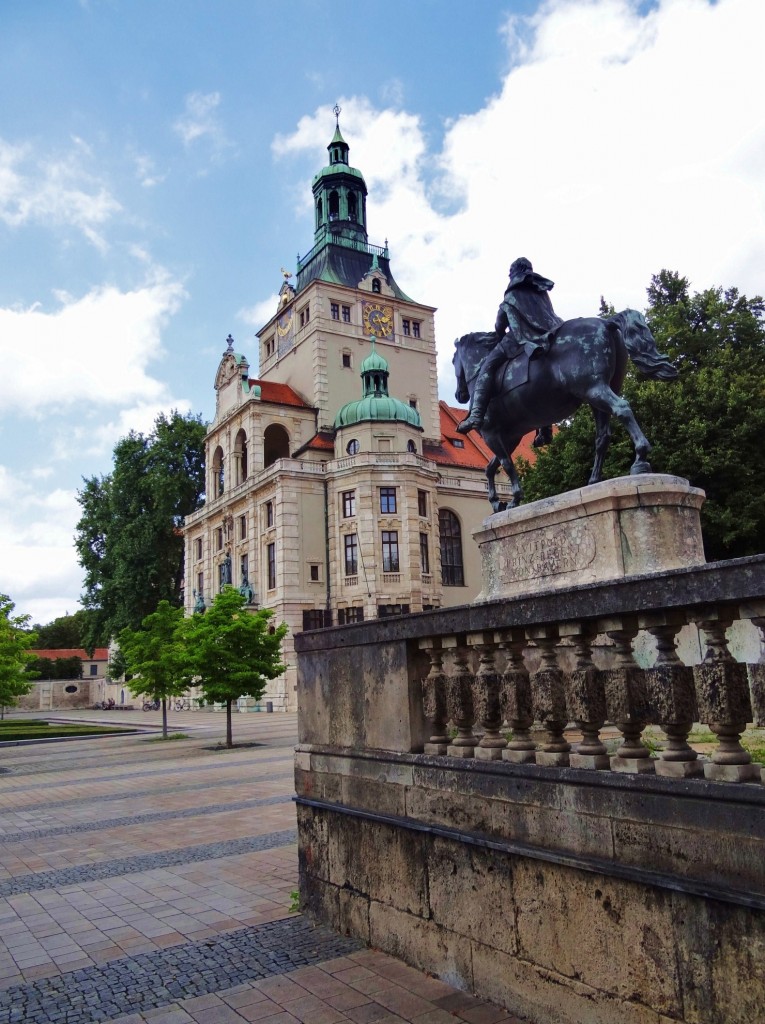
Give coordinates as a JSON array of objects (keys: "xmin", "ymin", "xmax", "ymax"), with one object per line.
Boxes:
[{"xmin": 0, "ymin": 712, "xmax": 522, "ymax": 1023}]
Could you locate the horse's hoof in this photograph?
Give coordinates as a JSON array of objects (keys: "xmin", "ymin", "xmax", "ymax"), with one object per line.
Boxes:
[{"xmin": 630, "ymin": 460, "xmax": 653, "ymax": 475}]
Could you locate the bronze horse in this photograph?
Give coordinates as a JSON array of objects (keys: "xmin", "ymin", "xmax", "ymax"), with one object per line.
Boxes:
[{"xmin": 452, "ymin": 309, "xmax": 677, "ymax": 512}]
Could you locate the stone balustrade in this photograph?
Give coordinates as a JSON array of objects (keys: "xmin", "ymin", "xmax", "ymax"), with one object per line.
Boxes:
[{"xmin": 419, "ymin": 600, "xmax": 763, "ymax": 783}]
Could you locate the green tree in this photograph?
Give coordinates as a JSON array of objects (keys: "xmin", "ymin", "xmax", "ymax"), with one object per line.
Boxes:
[
  {"xmin": 31, "ymin": 611, "xmax": 89, "ymax": 650},
  {"xmin": 0, "ymin": 595, "xmax": 37, "ymax": 718},
  {"xmin": 75, "ymin": 411, "xmax": 206, "ymax": 649},
  {"xmin": 519, "ymin": 270, "xmax": 765, "ymax": 560},
  {"xmin": 182, "ymin": 588, "xmax": 287, "ymax": 748},
  {"xmin": 118, "ymin": 601, "xmax": 188, "ymax": 738},
  {"xmin": 27, "ymin": 656, "xmax": 83, "ymax": 681}
]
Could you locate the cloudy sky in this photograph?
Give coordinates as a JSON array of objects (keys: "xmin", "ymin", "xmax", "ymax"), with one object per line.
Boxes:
[{"xmin": 1, "ymin": 0, "xmax": 763, "ymax": 625}]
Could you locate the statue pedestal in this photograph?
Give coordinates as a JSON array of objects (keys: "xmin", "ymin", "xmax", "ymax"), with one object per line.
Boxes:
[{"xmin": 474, "ymin": 474, "xmax": 705, "ymax": 603}]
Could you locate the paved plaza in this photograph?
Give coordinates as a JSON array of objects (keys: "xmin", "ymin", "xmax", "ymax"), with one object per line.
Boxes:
[{"xmin": 0, "ymin": 711, "xmax": 520, "ymax": 1024}]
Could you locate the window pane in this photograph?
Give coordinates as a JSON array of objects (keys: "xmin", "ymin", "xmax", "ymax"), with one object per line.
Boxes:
[
  {"xmin": 380, "ymin": 487, "xmax": 397, "ymax": 514},
  {"xmin": 382, "ymin": 530, "xmax": 399, "ymax": 572},
  {"xmin": 344, "ymin": 534, "xmax": 358, "ymax": 576},
  {"xmin": 439, "ymin": 509, "xmax": 464, "ymax": 586}
]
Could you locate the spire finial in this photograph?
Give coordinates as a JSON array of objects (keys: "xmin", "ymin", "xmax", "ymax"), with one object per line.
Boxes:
[{"xmin": 333, "ymin": 103, "xmax": 341, "ymax": 127}]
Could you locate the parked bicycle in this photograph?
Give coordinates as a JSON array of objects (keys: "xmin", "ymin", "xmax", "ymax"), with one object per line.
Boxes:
[
  {"xmin": 142, "ymin": 699, "xmax": 160, "ymax": 711},
  {"xmin": 174, "ymin": 698, "xmax": 191, "ymax": 711}
]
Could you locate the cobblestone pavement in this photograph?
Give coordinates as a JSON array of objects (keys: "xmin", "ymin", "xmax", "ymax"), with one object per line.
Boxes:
[{"xmin": 0, "ymin": 710, "xmax": 522, "ymax": 1023}]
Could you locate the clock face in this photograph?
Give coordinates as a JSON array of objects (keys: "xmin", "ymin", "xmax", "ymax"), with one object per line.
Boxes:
[
  {"xmin": 276, "ymin": 309, "xmax": 294, "ymax": 355},
  {"xmin": 362, "ymin": 301, "xmax": 393, "ymax": 338}
]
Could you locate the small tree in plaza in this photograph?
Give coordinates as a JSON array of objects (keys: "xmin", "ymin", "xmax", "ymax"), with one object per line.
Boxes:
[
  {"xmin": 182, "ymin": 588, "xmax": 287, "ymax": 749},
  {"xmin": 0, "ymin": 595, "xmax": 37, "ymax": 719},
  {"xmin": 118, "ymin": 601, "xmax": 188, "ymax": 738}
]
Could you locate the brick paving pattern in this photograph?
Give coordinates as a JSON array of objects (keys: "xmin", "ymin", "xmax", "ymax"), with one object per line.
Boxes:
[{"xmin": 0, "ymin": 710, "xmax": 522, "ymax": 1023}]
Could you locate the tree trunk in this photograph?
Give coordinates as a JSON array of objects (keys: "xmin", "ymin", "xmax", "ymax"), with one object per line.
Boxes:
[
  {"xmin": 162, "ymin": 697, "xmax": 168, "ymax": 738},
  {"xmin": 226, "ymin": 698, "xmax": 233, "ymax": 748}
]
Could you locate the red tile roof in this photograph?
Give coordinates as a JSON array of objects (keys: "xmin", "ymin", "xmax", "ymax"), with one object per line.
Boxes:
[
  {"xmin": 428, "ymin": 402, "xmax": 538, "ymax": 470},
  {"xmin": 249, "ymin": 379, "xmax": 313, "ymax": 409},
  {"xmin": 28, "ymin": 648, "xmax": 109, "ymax": 660}
]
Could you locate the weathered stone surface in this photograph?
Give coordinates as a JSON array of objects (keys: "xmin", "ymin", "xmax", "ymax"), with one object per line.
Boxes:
[
  {"xmin": 341, "ymin": 774, "xmax": 406, "ymax": 816},
  {"xmin": 672, "ymin": 891, "xmax": 765, "ymax": 1024},
  {"xmin": 490, "ymin": 800, "xmax": 613, "ymax": 861},
  {"xmin": 474, "ymin": 475, "xmax": 705, "ymax": 601},
  {"xmin": 338, "ymin": 887, "xmax": 370, "ymax": 944},
  {"xmin": 369, "ymin": 901, "xmax": 473, "ymax": 992},
  {"xmin": 749, "ymin": 663, "xmax": 765, "ymax": 725},
  {"xmin": 296, "ymin": 804, "xmax": 331, "ymax": 883},
  {"xmin": 426, "ymin": 836, "xmax": 517, "ymax": 955},
  {"xmin": 405, "ymin": 784, "xmax": 494, "ymax": 836},
  {"xmin": 294, "ymin": 765, "xmax": 343, "ymax": 804},
  {"xmin": 327, "ymin": 815, "xmax": 429, "ymax": 918},
  {"xmin": 470, "ymin": 939, "xmax": 676, "ymax": 1024},
  {"xmin": 513, "ymin": 859, "xmax": 682, "ymax": 1016},
  {"xmin": 693, "ymin": 659, "xmax": 752, "ymax": 725}
]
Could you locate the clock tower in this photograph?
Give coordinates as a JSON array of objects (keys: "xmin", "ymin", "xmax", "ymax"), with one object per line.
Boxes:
[{"xmin": 257, "ymin": 109, "xmax": 440, "ymax": 441}]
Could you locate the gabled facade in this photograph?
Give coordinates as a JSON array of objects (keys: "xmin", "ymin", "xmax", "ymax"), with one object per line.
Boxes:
[{"xmin": 183, "ymin": 117, "xmax": 529, "ymax": 711}]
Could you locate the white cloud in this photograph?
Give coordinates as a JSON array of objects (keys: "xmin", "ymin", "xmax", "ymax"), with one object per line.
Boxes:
[
  {"xmin": 0, "ymin": 137, "xmax": 120, "ymax": 251},
  {"xmin": 0, "ymin": 274, "xmax": 187, "ymax": 416},
  {"xmin": 238, "ymin": 293, "xmax": 280, "ymax": 330},
  {"xmin": 133, "ymin": 152, "xmax": 166, "ymax": 188},
  {"xmin": 0, "ymin": 466, "xmax": 84, "ymax": 623},
  {"xmin": 173, "ymin": 91, "xmax": 230, "ymax": 157},
  {"xmin": 274, "ymin": 0, "xmax": 765, "ymax": 396}
]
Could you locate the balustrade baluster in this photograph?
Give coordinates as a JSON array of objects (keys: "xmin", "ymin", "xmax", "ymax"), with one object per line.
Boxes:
[
  {"xmin": 498, "ymin": 628, "xmax": 536, "ymax": 764},
  {"xmin": 746, "ymin": 614, "xmax": 765, "ymax": 730},
  {"xmin": 641, "ymin": 612, "xmax": 702, "ymax": 778},
  {"xmin": 527, "ymin": 626, "xmax": 570, "ymax": 767},
  {"xmin": 443, "ymin": 636, "xmax": 477, "ymax": 758},
  {"xmin": 599, "ymin": 616, "xmax": 654, "ymax": 774},
  {"xmin": 694, "ymin": 609, "xmax": 759, "ymax": 782},
  {"xmin": 468, "ymin": 632, "xmax": 506, "ymax": 761},
  {"xmin": 560, "ymin": 621, "xmax": 609, "ymax": 770},
  {"xmin": 419, "ymin": 638, "xmax": 448, "ymax": 756}
]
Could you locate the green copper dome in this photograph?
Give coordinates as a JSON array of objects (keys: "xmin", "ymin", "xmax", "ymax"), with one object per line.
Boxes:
[{"xmin": 334, "ymin": 338, "xmax": 422, "ymax": 429}]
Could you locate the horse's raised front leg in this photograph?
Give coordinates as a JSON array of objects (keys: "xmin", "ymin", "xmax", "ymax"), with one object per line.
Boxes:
[
  {"xmin": 585, "ymin": 384, "xmax": 652, "ymax": 475},
  {"xmin": 589, "ymin": 408, "xmax": 612, "ymax": 484}
]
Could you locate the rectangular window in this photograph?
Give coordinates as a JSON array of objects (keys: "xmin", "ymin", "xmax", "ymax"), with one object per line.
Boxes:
[
  {"xmin": 266, "ymin": 501, "xmax": 274, "ymax": 528},
  {"xmin": 402, "ymin": 319, "xmax": 411, "ymax": 336},
  {"xmin": 378, "ymin": 603, "xmax": 410, "ymax": 618},
  {"xmin": 337, "ymin": 607, "xmax": 364, "ymax": 625},
  {"xmin": 239, "ymin": 515, "xmax": 247, "ymax": 540},
  {"xmin": 342, "ymin": 305, "xmax": 351, "ymax": 323},
  {"xmin": 420, "ymin": 533, "xmax": 430, "ymax": 575},
  {"xmin": 309, "ymin": 564, "xmax": 320, "ymax": 582},
  {"xmin": 89, "ymin": 663, "xmax": 98, "ymax": 676},
  {"xmin": 299, "ymin": 305, "xmax": 309, "ymax": 328},
  {"xmin": 216, "ymin": 527, "xmax": 223, "ymax": 551},
  {"xmin": 331, "ymin": 302, "xmax": 340, "ymax": 320},
  {"xmin": 417, "ymin": 490, "xmax": 428, "ymax": 517},
  {"xmin": 342, "ymin": 490, "xmax": 356, "ymax": 517},
  {"xmin": 302, "ymin": 609, "xmax": 332, "ymax": 631},
  {"xmin": 342, "ymin": 352, "xmax": 352, "ymax": 368},
  {"xmin": 197, "ymin": 571, "xmax": 204, "ymax": 595},
  {"xmin": 380, "ymin": 487, "xmax": 397, "ymax": 514},
  {"xmin": 412, "ymin": 321, "xmax": 421, "ymax": 338},
  {"xmin": 382, "ymin": 530, "xmax": 399, "ymax": 572},
  {"xmin": 240, "ymin": 552, "xmax": 248, "ymax": 581},
  {"xmin": 195, "ymin": 538, "xmax": 203, "ymax": 560},
  {"xmin": 267, "ymin": 543, "xmax": 276, "ymax": 590},
  {"xmin": 344, "ymin": 534, "xmax": 358, "ymax": 576}
]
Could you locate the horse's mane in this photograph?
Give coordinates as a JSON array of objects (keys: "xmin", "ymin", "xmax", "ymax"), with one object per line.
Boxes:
[
  {"xmin": 453, "ymin": 331, "xmax": 497, "ymax": 384},
  {"xmin": 609, "ymin": 310, "xmax": 678, "ymax": 381}
]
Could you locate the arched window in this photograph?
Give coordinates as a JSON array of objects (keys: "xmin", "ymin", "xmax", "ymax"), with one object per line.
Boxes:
[
  {"xmin": 348, "ymin": 191, "xmax": 357, "ymax": 221},
  {"xmin": 407, "ymin": 439, "xmax": 417, "ymax": 454},
  {"xmin": 212, "ymin": 445, "xmax": 225, "ymax": 496},
  {"xmin": 234, "ymin": 429, "xmax": 248, "ymax": 484},
  {"xmin": 316, "ymin": 197, "xmax": 323, "ymax": 228},
  {"xmin": 329, "ymin": 190, "xmax": 340, "ymax": 220},
  {"xmin": 372, "ymin": 278, "xmax": 381, "ymax": 294},
  {"xmin": 263, "ymin": 423, "xmax": 290, "ymax": 468},
  {"xmin": 439, "ymin": 509, "xmax": 464, "ymax": 587}
]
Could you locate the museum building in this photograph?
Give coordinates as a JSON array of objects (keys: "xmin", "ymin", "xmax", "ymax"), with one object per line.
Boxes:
[{"xmin": 182, "ymin": 117, "xmax": 528, "ymax": 711}]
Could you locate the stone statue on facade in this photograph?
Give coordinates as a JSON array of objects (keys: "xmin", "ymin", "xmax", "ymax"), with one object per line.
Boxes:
[
  {"xmin": 239, "ymin": 568, "xmax": 255, "ymax": 605},
  {"xmin": 222, "ymin": 551, "xmax": 232, "ymax": 586}
]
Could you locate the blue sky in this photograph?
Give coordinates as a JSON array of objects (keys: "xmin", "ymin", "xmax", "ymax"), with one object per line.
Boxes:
[{"xmin": 1, "ymin": 0, "xmax": 763, "ymax": 625}]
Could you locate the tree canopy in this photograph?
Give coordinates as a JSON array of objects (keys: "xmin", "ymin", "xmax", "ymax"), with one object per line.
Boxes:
[
  {"xmin": 0, "ymin": 595, "xmax": 37, "ymax": 715},
  {"xmin": 30, "ymin": 611, "xmax": 89, "ymax": 650},
  {"xmin": 519, "ymin": 270, "xmax": 765, "ymax": 561},
  {"xmin": 75, "ymin": 411, "xmax": 206, "ymax": 648},
  {"xmin": 119, "ymin": 601, "xmax": 188, "ymax": 738},
  {"xmin": 181, "ymin": 588, "xmax": 287, "ymax": 748}
]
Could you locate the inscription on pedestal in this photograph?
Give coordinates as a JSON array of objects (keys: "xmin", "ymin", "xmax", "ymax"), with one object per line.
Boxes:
[{"xmin": 500, "ymin": 522, "xmax": 597, "ymax": 583}]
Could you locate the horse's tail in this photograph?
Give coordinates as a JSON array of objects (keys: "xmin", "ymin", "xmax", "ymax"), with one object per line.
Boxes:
[{"xmin": 609, "ymin": 310, "xmax": 678, "ymax": 381}]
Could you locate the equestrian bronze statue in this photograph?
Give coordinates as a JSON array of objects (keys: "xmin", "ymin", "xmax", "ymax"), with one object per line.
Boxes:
[{"xmin": 453, "ymin": 259, "xmax": 678, "ymax": 513}]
